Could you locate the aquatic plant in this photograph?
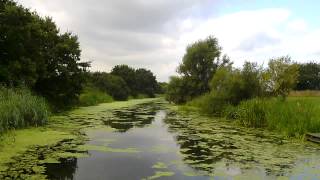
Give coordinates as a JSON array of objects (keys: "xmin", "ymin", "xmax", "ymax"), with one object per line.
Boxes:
[{"xmin": 0, "ymin": 87, "xmax": 49, "ymax": 133}]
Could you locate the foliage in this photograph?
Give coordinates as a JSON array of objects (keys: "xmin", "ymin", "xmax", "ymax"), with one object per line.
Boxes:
[
  {"xmin": 177, "ymin": 36, "xmax": 231, "ymax": 97},
  {"xmin": 90, "ymin": 72, "xmax": 130, "ymax": 101},
  {"xmin": 165, "ymin": 76, "xmax": 193, "ymax": 104},
  {"xmin": 230, "ymin": 97, "xmax": 320, "ymax": 137},
  {"xmin": 265, "ymin": 56, "xmax": 299, "ymax": 99},
  {"xmin": 295, "ymin": 62, "xmax": 320, "ymax": 90},
  {"xmin": 0, "ymin": 87, "xmax": 49, "ymax": 133},
  {"xmin": 186, "ymin": 93, "xmax": 230, "ymax": 117},
  {"xmin": 111, "ymin": 65, "xmax": 158, "ymax": 97},
  {"xmin": 0, "ymin": 0, "xmax": 90, "ymax": 110},
  {"xmin": 135, "ymin": 68, "xmax": 158, "ymax": 97},
  {"xmin": 210, "ymin": 62, "xmax": 265, "ymax": 105},
  {"xmin": 111, "ymin": 65, "xmax": 137, "ymax": 95},
  {"xmin": 156, "ymin": 82, "xmax": 168, "ymax": 94},
  {"xmin": 79, "ymin": 87, "xmax": 113, "ymax": 106},
  {"xmin": 230, "ymin": 98, "xmax": 267, "ymax": 128}
]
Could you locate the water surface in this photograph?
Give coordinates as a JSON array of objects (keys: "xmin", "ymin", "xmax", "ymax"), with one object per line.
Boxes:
[{"xmin": 46, "ymin": 101, "xmax": 320, "ymax": 180}]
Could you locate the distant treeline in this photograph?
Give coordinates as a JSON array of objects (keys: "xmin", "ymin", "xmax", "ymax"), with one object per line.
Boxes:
[
  {"xmin": 84, "ymin": 65, "xmax": 164, "ymax": 102},
  {"xmin": 0, "ymin": 0, "xmax": 164, "ymax": 112}
]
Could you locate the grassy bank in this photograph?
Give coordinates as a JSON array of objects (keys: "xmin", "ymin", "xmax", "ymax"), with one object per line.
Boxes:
[
  {"xmin": 182, "ymin": 96, "xmax": 320, "ymax": 138},
  {"xmin": 0, "ymin": 87, "xmax": 49, "ymax": 134},
  {"xmin": 229, "ymin": 97, "xmax": 320, "ymax": 137}
]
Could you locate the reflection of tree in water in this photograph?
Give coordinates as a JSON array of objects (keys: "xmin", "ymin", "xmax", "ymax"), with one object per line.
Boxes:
[
  {"xmin": 164, "ymin": 112, "xmax": 243, "ymax": 173},
  {"xmin": 164, "ymin": 111, "xmax": 303, "ymax": 177},
  {"xmin": 103, "ymin": 103, "xmax": 160, "ymax": 132},
  {"xmin": 45, "ymin": 158, "xmax": 78, "ymax": 180}
]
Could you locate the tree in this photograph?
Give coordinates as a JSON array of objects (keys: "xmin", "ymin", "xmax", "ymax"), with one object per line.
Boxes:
[
  {"xmin": 266, "ymin": 56, "xmax": 299, "ymax": 99},
  {"xmin": 0, "ymin": 0, "xmax": 44, "ymax": 86},
  {"xmin": 111, "ymin": 65, "xmax": 137, "ymax": 96},
  {"xmin": 241, "ymin": 62, "xmax": 265, "ymax": 99},
  {"xmin": 295, "ymin": 62, "xmax": 320, "ymax": 90},
  {"xmin": 34, "ymin": 33, "xmax": 89, "ymax": 109},
  {"xmin": 135, "ymin": 68, "xmax": 157, "ymax": 97},
  {"xmin": 177, "ymin": 36, "xmax": 231, "ymax": 96},
  {"xmin": 91, "ymin": 72, "xmax": 129, "ymax": 101},
  {"xmin": 0, "ymin": 0, "xmax": 90, "ymax": 110}
]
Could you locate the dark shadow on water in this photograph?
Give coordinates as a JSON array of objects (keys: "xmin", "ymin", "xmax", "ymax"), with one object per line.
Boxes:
[{"xmin": 45, "ymin": 158, "xmax": 78, "ymax": 180}]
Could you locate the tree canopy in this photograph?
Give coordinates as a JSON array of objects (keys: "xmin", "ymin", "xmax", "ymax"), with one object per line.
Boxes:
[
  {"xmin": 177, "ymin": 36, "xmax": 231, "ymax": 96},
  {"xmin": 295, "ymin": 62, "xmax": 320, "ymax": 90},
  {"xmin": 0, "ymin": 0, "xmax": 90, "ymax": 109},
  {"xmin": 111, "ymin": 65, "xmax": 158, "ymax": 97}
]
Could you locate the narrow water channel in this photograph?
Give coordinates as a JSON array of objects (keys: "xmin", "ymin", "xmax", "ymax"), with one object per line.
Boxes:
[{"xmin": 45, "ymin": 101, "xmax": 320, "ymax": 180}]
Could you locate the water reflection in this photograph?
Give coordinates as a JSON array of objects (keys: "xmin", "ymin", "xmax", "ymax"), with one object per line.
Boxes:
[
  {"xmin": 44, "ymin": 101, "xmax": 320, "ymax": 179},
  {"xmin": 164, "ymin": 110, "xmax": 320, "ymax": 177},
  {"xmin": 102, "ymin": 103, "xmax": 159, "ymax": 132}
]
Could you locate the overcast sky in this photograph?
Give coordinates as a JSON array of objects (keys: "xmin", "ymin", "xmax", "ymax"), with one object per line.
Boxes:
[{"xmin": 18, "ymin": 0, "xmax": 320, "ymax": 82}]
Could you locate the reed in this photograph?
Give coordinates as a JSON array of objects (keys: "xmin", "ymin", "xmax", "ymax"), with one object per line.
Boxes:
[{"xmin": 0, "ymin": 87, "xmax": 49, "ymax": 134}]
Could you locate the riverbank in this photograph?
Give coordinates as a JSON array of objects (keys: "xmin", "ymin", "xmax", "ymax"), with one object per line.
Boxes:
[
  {"xmin": 181, "ymin": 96, "xmax": 320, "ymax": 138},
  {"xmin": 0, "ymin": 98, "xmax": 158, "ymax": 179}
]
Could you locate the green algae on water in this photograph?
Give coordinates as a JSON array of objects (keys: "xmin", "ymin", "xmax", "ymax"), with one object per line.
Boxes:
[
  {"xmin": 77, "ymin": 144, "xmax": 140, "ymax": 153},
  {"xmin": 0, "ymin": 98, "xmax": 160, "ymax": 179},
  {"xmin": 152, "ymin": 162, "xmax": 168, "ymax": 169},
  {"xmin": 143, "ymin": 171, "xmax": 175, "ymax": 180}
]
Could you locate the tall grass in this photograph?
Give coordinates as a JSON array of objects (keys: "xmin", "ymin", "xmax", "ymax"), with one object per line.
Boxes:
[
  {"xmin": 0, "ymin": 87, "xmax": 49, "ymax": 134},
  {"xmin": 230, "ymin": 97, "xmax": 320, "ymax": 137},
  {"xmin": 186, "ymin": 93, "xmax": 230, "ymax": 117},
  {"xmin": 79, "ymin": 88, "xmax": 114, "ymax": 106}
]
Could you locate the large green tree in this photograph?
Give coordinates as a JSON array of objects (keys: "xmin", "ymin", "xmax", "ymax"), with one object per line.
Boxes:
[
  {"xmin": 111, "ymin": 65, "xmax": 137, "ymax": 96},
  {"xmin": 177, "ymin": 36, "xmax": 231, "ymax": 96},
  {"xmin": 135, "ymin": 68, "xmax": 157, "ymax": 97},
  {"xmin": 266, "ymin": 56, "xmax": 299, "ymax": 99},
  {"xmin": 0, "ymin": 0, "xmax": 89, "ymax": 109},
  {"xmin": 295, "ymin": 62, "xmax": 320, "ymax": 90}
]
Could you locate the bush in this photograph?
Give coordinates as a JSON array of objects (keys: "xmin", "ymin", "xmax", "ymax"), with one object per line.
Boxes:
[
  {"xmin": 0, "ymin": 87, "xmax": 49, "ymax": 133},
  {"xmin": 166, "ymin": 76, "xmax": 193, "ymax": 104},
  {"xmin": 186, "ymin": 93, "xmax": 230, "ymax": 117},
  {"xmin": 79, "ymin": 88, "xmax": 113, "ymax": 106}
]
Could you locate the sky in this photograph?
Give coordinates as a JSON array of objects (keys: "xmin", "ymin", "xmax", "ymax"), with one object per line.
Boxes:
[{"xmin": 18, "ymin": 0, "xmax": 320, "ymax": 82}]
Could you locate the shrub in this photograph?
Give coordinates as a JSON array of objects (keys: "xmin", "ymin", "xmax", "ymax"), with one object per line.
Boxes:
[
  {"xmin": 166, "ymin": 76, "xmax": 193, "ymax": 104},
  {"xmin": 0, "ymin": 87, "xmax": 49, "ymax": 133},
  {"xmin": 187, "ymin": 93, "xmax": 230, "ymax": 117},
  {"xmin": 79, "ymin": 88, "xmax": 113, "ymax": 106}
]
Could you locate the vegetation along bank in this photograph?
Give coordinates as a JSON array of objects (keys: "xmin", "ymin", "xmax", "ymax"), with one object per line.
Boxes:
[{"xmin": 166, "ymin": 36, "xmax": 320, "ymax": 138}]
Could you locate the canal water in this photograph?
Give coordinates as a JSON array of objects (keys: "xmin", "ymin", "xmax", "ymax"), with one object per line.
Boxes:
[{"xmin": 45, "ymin": 101, "xmax": 320, "ymax": 180}]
